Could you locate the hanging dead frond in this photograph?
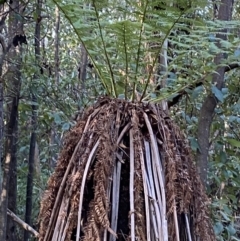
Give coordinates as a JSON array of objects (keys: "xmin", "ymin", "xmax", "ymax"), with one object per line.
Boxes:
[{"xmin": 38, "ymin": 97, "xmax": 215, "ymax": 241}]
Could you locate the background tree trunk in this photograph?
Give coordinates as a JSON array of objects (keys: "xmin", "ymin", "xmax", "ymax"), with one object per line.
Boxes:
[
  {"xmin": 48, "ymin": 5, "xmax": 61, "ymax": 169},
  {"xmin": 6, "ymin": 1, "xmax": 27, "ymax": 239},
  {"xmin": 24, "ymin": 0, "xmax": 42, "ymax": 240},
  {"xmin": 196, "ymin": 0, "xmax": 234, "ymax": 186},
  {"xmin": 6, "ymin": 98, "xmax": 19, "ymax": 241},
  {"xmin": 0, "ymin": 3, "xmax": 8, "ymax": 237},
  {"xmin": 54, "ymin": 6, "xmax": 60, "ymax": 84},
  {"xmin": 0, "ymin": 0, "xmax": 24, "ymax": 240},
  {"xmin": 0, "ymin": 1, "xmax": 9, "ymax": 198},
  {"xmin": 159, "ymin": 38, "xmax": 168, "ymax": 111},
  {"xmin": 0, "ymin": 80, "xmax": 3, "ymax": 192},
  {"xmin": 1, "ymin": 96, "xmax": 19, "ymax": 241},
  {"xmin": 79, "ymin": 44, "xmax": 87, "ymax": 90}
]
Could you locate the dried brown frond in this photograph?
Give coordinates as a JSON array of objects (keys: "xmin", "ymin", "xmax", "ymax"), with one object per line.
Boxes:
[
  {"xmin": 131, "ymin": 109, "xmax": 146, "ymax": 241},
  {"xmin": 38, "ymin": 97, "xmax": 215, "ymax": 241}
]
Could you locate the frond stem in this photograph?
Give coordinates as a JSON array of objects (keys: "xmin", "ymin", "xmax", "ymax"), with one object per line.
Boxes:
[
  {"xmin": 132, "ymin": 0, "xmax": 149, "ymax": 102},
  {"xmin": 123, "ymin": 22, "xmax": 128, "ymax": 100},
  {"xmin": 145, "ymin": 72, "xmax": 207, "ymax": 103},
  {"xmin": 92, "ymin": 0, "xmax": 117, "ymax": 98}
]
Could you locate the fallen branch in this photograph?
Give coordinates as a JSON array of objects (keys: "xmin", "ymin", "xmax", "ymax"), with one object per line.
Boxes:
[{"xmin": 7, "ymin": 208, "xmax": 39, "ymax": 238}]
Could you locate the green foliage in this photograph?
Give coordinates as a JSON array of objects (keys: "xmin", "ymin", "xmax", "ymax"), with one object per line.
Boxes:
[
  {"xmin": 52, "ymin": 0, "xmax": 240, "ymax": 107},
  {"xmin": 171, "ymin": 72, "xmax": 240, "ymax": 240},
  {"xmin": 208, "ymin": 144, "xmax": 240, "ymax": 240},
  {"xmin": 53, "ymin": 0, "xmax": 194, "ymax": 99}
]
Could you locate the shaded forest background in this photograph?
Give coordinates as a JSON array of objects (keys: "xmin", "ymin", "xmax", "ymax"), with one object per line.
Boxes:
[{"xmin": 0, "ymin": 0, "xmax": 240, "ymax": 240}]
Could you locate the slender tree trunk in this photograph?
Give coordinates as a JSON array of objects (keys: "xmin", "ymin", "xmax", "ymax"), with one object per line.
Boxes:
[
  {"xmin": 77, "ymin": 43, "xmax": 88, "ymax": 108},
  {"xmin": 79, "ymin": 44, "xmax": 88, "ymax": 90},
  {"xmin": 6, "ymin": 1, "xmax": 27, "ymax": 239},
  {"xmin": 0, "ymin": 0, "xmax": 24, "ymax": 239},
  {"xmin": 0, "ymin": 97, "xmax": 18, "ymax": 240},
  {"xmin": 24, "ymin": 1, "xmax": 42, "ymax": 241},
  {"xmin": 159, "ymin": 39, "xmax": 168, "ymax": 111},
  {"xmin": 48, "ymin": 5, "xmax": 61, "ymax": 169},
  {"xmin": 0, "ymin": 14, "xmax": 6, "ymax": 241},
  {"xmin": 0, "ymin": 80, "xmax": 3, "ymax": 190},
  {"xmin": 24, "ymin": 100, "xmax": 37, "ymax": 241},
  {"xmin": 6, "ymin": 107, "xmax": 18, "ymax": 241},
  {"xmin": 54, "ymin": 6, "xmax": 60, "ymax": 84},
  {"xmin": 0, "ymin": 72, "xmax": 3, "ymax": 197},
  {"xmin": 0, "ymin": 3, "xmax": 8, "ymax": 199},
  {"xmin": 196, "ymin": 0, "xmax": 234, "ymax": 186}
]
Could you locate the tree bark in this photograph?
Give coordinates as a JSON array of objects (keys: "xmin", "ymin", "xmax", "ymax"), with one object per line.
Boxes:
[
  {"xmin": 0, "ymin": 3, "xmax": 8, "ymax": 197},
  {"xmin": 0, "ymin": 0, "xmax": 23, "ymax": 240},
  {"xmin": 79, "ymin": 44, "xmax": 88, "ymax": 96},
  {"xmin": 7, "ymin": 118, "xmax": 18, "ymax": 241},
  {"xmin": 0, "ymin": 4, "xmax": 7, "ymax": 236},
  {"xmin": 196, "ymin": 0, "xmax": 234, "ymax": 186},
  {"xmin": 1, "ymin": 95, "xmax": 20, "ymax": 241},
  {"xmin": 6, "ymin": 2, "xmax": 27, "ymax": 239},
  {"xmin": 0, "ymin": 81, "xmax": 3, "ymax": 190}
]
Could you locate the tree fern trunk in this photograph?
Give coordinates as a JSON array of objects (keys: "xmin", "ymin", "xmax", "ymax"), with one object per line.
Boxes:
[{"xmin": 38, "ymin": 98, "xmax": 215, "ymax": 241}]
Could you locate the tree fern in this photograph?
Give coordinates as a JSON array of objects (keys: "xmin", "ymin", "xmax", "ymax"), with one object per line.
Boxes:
[{"xmin": 37, "ymin": 1, "xmax": 240, "ymax": 240}]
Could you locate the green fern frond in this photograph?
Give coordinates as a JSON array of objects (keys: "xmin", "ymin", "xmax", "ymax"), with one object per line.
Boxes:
[
  {"xmin": 52, "ymin": 0, "xmax": 196, "ymax": 99},
  {"xmin": 53, "ymin": 0, "xmax": 239, "ymax": 102}
]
